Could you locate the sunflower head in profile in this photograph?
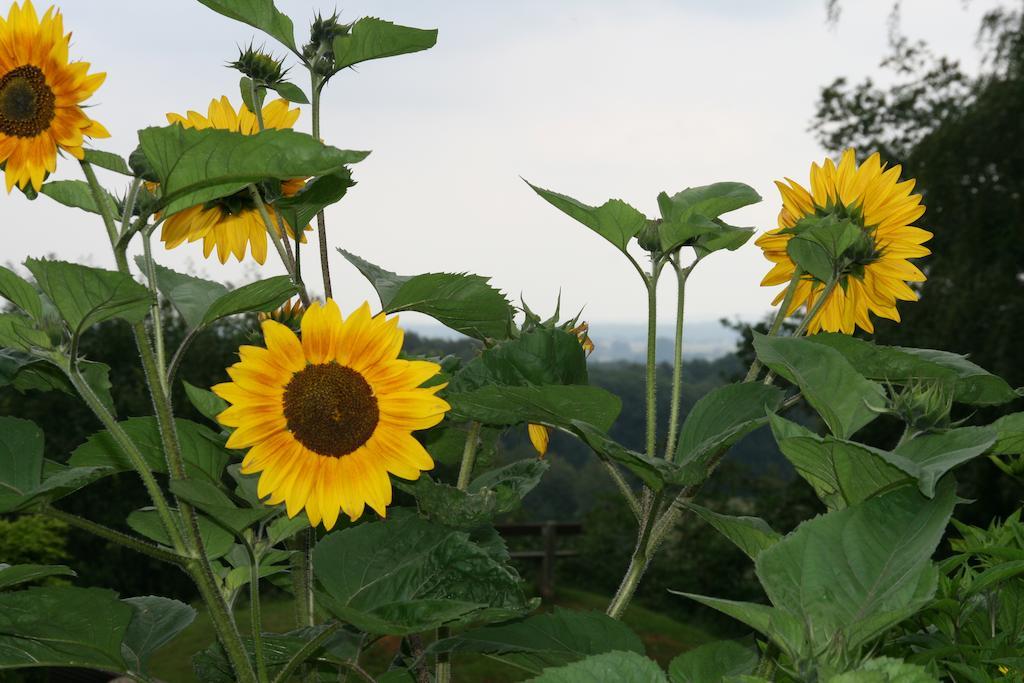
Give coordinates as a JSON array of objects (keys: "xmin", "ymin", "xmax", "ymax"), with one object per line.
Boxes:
[
  {"xmin": 755, "ymin": 149, "xmax": 931, "ymax": 334},
  {"xmin": 158, "ymin": 96, "xmax": 310, "ymax": 264},
  {"xmin": 0, "ymin": 0, "xmax": 109, "ymax": 192},
  {"xmin": 528, "ymin": 321, "xmax": 594, "ymax": 458},
  {"xmin": 213, "ymin": 300, "xmax": 450, "ymax": 529}
]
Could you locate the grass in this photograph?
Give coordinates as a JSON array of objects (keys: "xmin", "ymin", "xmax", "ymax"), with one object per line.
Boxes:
[{"xmin": 150, "ymin": 588, "xmax": 713, "ymax": 682}]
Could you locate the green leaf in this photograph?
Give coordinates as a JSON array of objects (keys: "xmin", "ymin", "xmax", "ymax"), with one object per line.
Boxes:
[
  {"xmin": 674, "ymin": 382, "xmax": 784, "ymax": 469},
  {"xmin": 26, "ymin": 259, "xmax": 151, "ymax": 337},
  {"xmin": 313, "ymin": 510, "xmax": 532, "ymax": 635},
  {"xmin": 829, "ymin": 657, "xmax": 939, "ymax": 683},
  {"xmin": 753, "ymin": 332, "xmax": 886, "ymax": 438},
  {"xmin": 200, "ymin": 276, "xmax": 299, "ymax": 326},
  {"xmin": 184, "ymin": 381, "xmax": 230, "ymax": 424},
  {"xmin": 121, "ymin": 596, "xmax": 196, "ymax": 674},
  {"xmin": 83, "ymin": 149, "xmax": 132, "ymax": 175},
  {"xmin": 169, "ymin": 479, "xmax": 273, "ymax": 535},
  {"xmin": 40, "ymin": 180, "xmax": 118, "ymax": 216},
  {"xmin": 340, "ymin": 250, "xmax": 513, "ymax": 340},
  {"xmin": 573, "ymin": 423, "xmax": 674, "ymax": 491},
  {"xmin": 686, "ymin": 503, "xmax": 781, "ymax": 560},
  {"xmin": 239, "ymin": 76, "xmax": 266, "ymax": 113},
  {"xmin": 0, "ymin": 586, "xmax": 133, "ymax": 671},
  {"xmin": 139, "ymin": 125, "xmax": 368, "ymax": 216},
  {"xmin": 754, "ymin": 480, "xmax": 956, "ymax": 654},
  {"xmin": 657, "ymin": 182, "xmax": 761, "ymax": 252},
  {"xmin": 0, "ymin": 314, "xmax": 49, "ymax": 350},
  {"xmin": 0, "ymin": 563, "xmax": 76, "ymax": 590},
  {"xmin": 991, "ymin": 412, "xmax": 1024, "ymax": 455},
  {"xmin": 196, "ymin": 0, "xmax": 297, "ymax": 51},
  {"xmin": 135, "ymin": 258, "xmax": 227, "ymax": 329},
  {"xmin": 404, "ymin": 459, "xmax": 549, "ymax": 529},
  {"xmin": 669, "ymin": 593, "xmax": 805, "ymax": 658},
  {"xmin": 431, "ymin": 608, "xmax": 645, "ymax": 674},
  {"xmin": 331, "ymin": 17, "xmax": 438, "ymax": 71},
  {"xmin": 527, "ymin": 182, "xmax": 647, "ymax": 254},
  {"xmin": 275, "ymin": 169, "xmax": 354, "ymax": 230},
  {"xmin": 0, "ymin": 417, "xmax": 42, "ymax": 511},
  {"xmin": 893, "ymin": 427, "xmax": 996, "ymax": 497},
  {"xmin": 804, "ymin": 334, "xmax": 1018, "ymax": 406},
  {"xmin": 269, "ymin": 80, "xmax": 308, "ymax": 104},
  {"xmin": 0, "ymin": 266, "xmax": 42, "ymax": 321},
  {"xmin": 69, "ymin": 417, "xmax": 229, "ymax": 484},
  {"xmin": 525, "ymin": 651, "xmax": 668, "ymax": 683},
  {"xmin": 453, "ymin": 327, "xmax": 589, "ymax": 391},
  {"xmin": 963, "ymin": 560, "xmax": 1024, "ymax": 597},
  {"xmin": 127, "ymin": 508, "xmax": 233, "ymax": 560},
  {"xmin": 449, "ymin": 384, "xmax": 620, "ymax": 432},
  {"xmin": 769, "ymin": 414, "xmax": 911, "ymax": 510},
  {"xmin": 667, "ymin": 638, "xmax": 759, "ymax": 683},
  {"xmin": 693, "ymin": 223, "xmax": 755, "ymax": 257},
  {"xmin": 0, "ymin": 350, "xmax": 115, "ymax": 416}
]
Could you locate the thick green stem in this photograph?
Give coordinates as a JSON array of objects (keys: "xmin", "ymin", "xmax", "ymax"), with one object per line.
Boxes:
[
  {"xmin": 79, "ymin": 161, "xmax": 118, "ymax": 243},
  {"xmin": 141, "ymin": 233, "xmax": 169, "ymax": 397},
  {"xmin": 602, "ymin": 461, "xmax": 641, "ymax": 519},
  {"xmin": 311, "ymin": 77, "xmax": 333, "ymax": 299},
  {"xmin": 664, "ymin": 260, "xmax": 690, "ymax": 462},
  {"xmin": 45, "ymin": 507, "xmax": 185, "ymax": 566},
  {"xmin": 249, "ymin": 185, "xmax": 296, "ymax": 275},
  {"xmin": 643, "ymin": 272, "xmax": 658, "ymax": 460},
  {"xmin": 438, "ymin": 421, "xmax": 484, "ymax": 683},
  {"xmin": 270, "ymin": 622, "xmax": 344, "ymax": 683}
]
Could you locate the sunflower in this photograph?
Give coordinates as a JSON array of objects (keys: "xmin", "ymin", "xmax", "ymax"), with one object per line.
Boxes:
[
  {"xmin": 213, "ymin": 300, "xmax": 450, "ymax": 529},
  {"xmin": 0, "ymin": 0, "xmax": 108, "ymax": 192},
  {"xmin": 159, "ymin": 96, "xmax": 309, "ymax": 264},
  {"xmin": 528, "ymin": 322, "xmax": 594, "ymax": 457},
  {"xmin": 755, "ymin": 149, "xmax": 931, "ymax": 334}
]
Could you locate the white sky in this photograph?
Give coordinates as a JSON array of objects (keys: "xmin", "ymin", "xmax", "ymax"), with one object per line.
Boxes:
[{"xmin": 1, "ymin": 0, "xmax": 998, "ymax": 325}]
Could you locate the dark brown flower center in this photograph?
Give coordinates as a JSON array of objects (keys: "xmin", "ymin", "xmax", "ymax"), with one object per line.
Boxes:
[
  {"xmin": 283, "ymin": 362, "xmax": 378, "ymax": 457},
  {"xmin": 0, "ymin": 65, "xmax": 55, "ymax": 138}
]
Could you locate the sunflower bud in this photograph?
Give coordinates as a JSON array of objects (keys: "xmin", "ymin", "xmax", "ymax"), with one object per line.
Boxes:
[
  {"xmin": 888, "ymin": 380, "xmax": 955, "ymax": 435},
  {"xmin": 230, "ymin": 44, "xmax": 286, "ymax": 86},
  {"xmin": 637, "ymin": 219, "xmax": 663, "ymax": 253},
  {"xmin": 303, "ymin": 13, "xmax": 350, "ymax": 76},
  {"xmin": 258, "ymin": 298, "xmax": 305, "ymax": 330}
]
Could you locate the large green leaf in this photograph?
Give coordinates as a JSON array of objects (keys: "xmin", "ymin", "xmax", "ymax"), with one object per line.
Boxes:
[
  {"xmin": 525, "ymin": 651, "xmax": 668, "ymax": 683},
  {"xmin": 686, "ymin": 503, "xmax": 781, "ymax": 561},
  {"xmin": 754, "ymin": 481, "xmax": 956, "ymax": 654},
  {"xmin": 527, "ymin": 182, "xmax": 647, "ymax": 254},
  {"xmin": 139, "ymin": 125, "xmax": 368, "ymax": 216},
  {"xmin": 828, "ymin": 657, "xmax": 938, "ymax": 683},
  {"xmin": 340, "ymin": 250, "xmax": 513, "ymax": 341},
  {"xmin": 0, "ymin": 266, "xmax": 42, "ymax": 321},
  {"xmin": 196, "ymin": 0, "xmax": 297, "ymax": 51},
  {"xmin": 431, "ymin": 608, "xmax": 645, "ymax": 674},
  {"xmin": 169, "ymin": 479, "xmax": 273, "ymax": 535},
  {"xmin": 667, "ymin": 638, "xmax": 759, "ymax": 683},
  {"xmin": 448, "ymin": 384, "xmax": 620, "ymax": 432},
  {"xmin": 40, "ymin": 180, "xmax": 118, "ymax": 216},
  {"xmin": 135, "ymin": 259, "xmax": 227, "ymax": 329},
  {"xmin": 753, "ymin": 333, "xmax": 885, "ymax": 438},
  {"xmin": 0, "ymin": 563, "xmax": 76, "ymax": 591},
  {"xmin": 200, "ymin": 276, "xmax": 299, "ymax": 326},
  {"xmin": 403, "ymin": 459, "xmax": 549, "ymax": 529},
  {"xmin": 669, "ymin": 594, "xmax": 806, "ymax": 659},
  {"xmin": 121, "ymin": 596, "xmax": 195, "ymax": 675},
  {"xmin": 804, "ymin": 334, "xmax": 1019, "ymax": 406},
  {"xmin": 0, "ymin": 314, "xmax": 48, "ymax": 350},
  {"xmin": 275, "ymin": 170, "xmax": 354, "ymax": 231},
  {"xmin": 657, "ymin": 182, "xmax": 760, "ymax": 253},
  {"xmin": 769, "ymin": 414, "xmax": 911, "ymax": 510},
  {"xmin": 25, "ymin": 259, "xmax": 151, "ymax": 337},
  {"xmin": 453, "ymin": 327, "xmax": 588, "ymax": 392},
  {"xmin": 127, "ymin": 508, "xmax": 233, "ymax": 560},
  {"xmin": 83, "ymin": 149, "xmax": 132, "ymax": 175},
  {"xmin": 313, "ymin": 511, "xmax": 532, "ymax": 635},
  {"xmin": 892, "ymin": 427, "xmax": 996, "ymax": 497},
  {"xmin": 331, "ymin": 17, "xmax": 438, "ymax": 71},
  {"xmin": 674, "ymin": 382, "xmax": 784, "ymax": 470},
  {"xmin": 0, "ymin": 586, "xmax": 133, "ymax": 671},
  {"xmin": 991, "ymin": 412, "xmax": 1024, "ymax": 455},
  {"xmin": 69, "ymin": 417, "xmax": 229, "ymax": 484},
  {"xmin": 0, "ymin": 350, "xmax": 115, "ymax": 415}
]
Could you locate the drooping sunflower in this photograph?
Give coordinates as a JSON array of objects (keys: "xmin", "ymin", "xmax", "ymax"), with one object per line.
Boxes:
[
  {"xmin": 755, "ymin": 149, "xmax": 931, "ymax": 334},
  {"xmin": 528, "ymin": 322, "xmax": 594, "ymax": 457},
  {"xmin": 213, "ymin": 300, "xmax": 450, "ymax": 529},
  {"xmin": 159, "ymin": 96, "xmax": 309, "ymax": 264},
  {"xmin": 0, "ymin": 0, "xmax": 108, "ymax": 192}
]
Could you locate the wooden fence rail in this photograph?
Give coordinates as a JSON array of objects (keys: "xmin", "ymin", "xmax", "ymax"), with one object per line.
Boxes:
[{"xmin": 497, "ymin": 521, "xmax": 583, "ymax": 600}]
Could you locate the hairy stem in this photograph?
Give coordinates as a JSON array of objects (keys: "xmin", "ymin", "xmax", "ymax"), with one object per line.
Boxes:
[
  {"xmin": 270, "ymin": 622, "xmax": 344, "ymax": 683},
  {"xmin": 249, "ymin": 546, "xmax": 269, "ymax": 683},
  {"xmin": 311, "ymin": 77, "xmax": 333, "ymax": 299},
  {"xmin": 744, "ymin": 267, "xmax": 803, "ymax": 383},
  {"xmin": 664, "ymin": 259, "xmax": 691, "ymax": 462}
]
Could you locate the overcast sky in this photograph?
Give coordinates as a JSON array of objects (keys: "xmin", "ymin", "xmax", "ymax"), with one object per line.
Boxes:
[{"xmin": 1, "ymin": 0, "xmax": 997, "ymax": 326}]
